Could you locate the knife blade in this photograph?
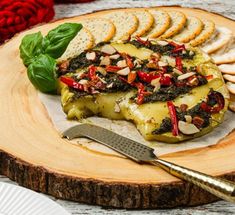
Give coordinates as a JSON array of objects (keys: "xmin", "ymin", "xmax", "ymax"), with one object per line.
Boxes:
[
  {"xmin": 62, "ymin": 123, "xmax": 235, "ymax": 203},
  {"xmin": 62, "ymin": 123, "xmax": 156, "ymax": 162}
]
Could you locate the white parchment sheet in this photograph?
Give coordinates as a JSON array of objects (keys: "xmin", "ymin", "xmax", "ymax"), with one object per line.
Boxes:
[{"xmin": 39, "ymin": 92, "xmax": 235, "ymax": 156}]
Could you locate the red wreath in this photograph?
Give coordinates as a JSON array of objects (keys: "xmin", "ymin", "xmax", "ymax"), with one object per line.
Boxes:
[{"xmin": 0, "ymin": 0, "xmax": 55, "ymax": 44}]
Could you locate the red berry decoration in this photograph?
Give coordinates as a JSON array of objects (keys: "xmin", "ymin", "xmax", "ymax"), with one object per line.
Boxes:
[{"xmin": 0, "ymin": 0, "xmax": 55, "ymax": 44}]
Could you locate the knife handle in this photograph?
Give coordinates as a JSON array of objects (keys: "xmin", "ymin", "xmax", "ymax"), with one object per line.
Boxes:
[{"xmin": 151, "ymin": 159, "xmax": 235, "ymax": 203}]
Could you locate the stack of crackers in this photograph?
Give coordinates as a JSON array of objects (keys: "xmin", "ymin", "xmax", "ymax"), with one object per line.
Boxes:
[{"xmin": 58, "ymin": 8, "xmax": 235, "ymax": 110}]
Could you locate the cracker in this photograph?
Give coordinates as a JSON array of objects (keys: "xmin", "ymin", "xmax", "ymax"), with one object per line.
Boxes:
[
  {"xmin": 58, "ymin": 28, "xmax": 94, "ymax": 62},
  {"xmin": 229, "ymin": 93, "xmax": 235, "ymax": 112},
  {"xmin": 103, "ymin": 11, "xmax": 138, "ymax": 41},
  {"xmin": 145, "ymin": 9, "xmax": 171, "ymax": 38},
  {"xmin": 218, "ymin": 63, "xmax": 235, "ymax": 75},
  {"xmin": 226, "ymin": 82, "xmax": 235, "ymax": 95},
  {"xmin": 159, "ymin": 11, "xmax": 187, "ymax": 39},
  {"xmin": 189, "ymin": 19, "xmax": 215, "ymax": 46},
  {"xmin": 201, "ymin": 27, "xmax": 233, "ymax": 54},
  {"xmin": 223, "ymin": 74, "xmax": 235, "ymax": 83},
  {"xmin": 172, "ymin": 16, "xmax": 203, "ymax": 43},
  {"xmin": 79, "ymin": 18, "xmax": 115, "ymax": 44},
  {"xmin": 131, "ymin": 10, "xmax": 154, "ymax": 37},
  {"xmin": 212, "ymin": 47, "xmax": 235, "ymax": 64}
]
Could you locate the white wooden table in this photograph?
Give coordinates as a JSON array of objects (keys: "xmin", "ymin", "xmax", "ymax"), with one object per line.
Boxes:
[{"xmin": 1, "ymin": 0, "xmax": 235, "ymax": 214}]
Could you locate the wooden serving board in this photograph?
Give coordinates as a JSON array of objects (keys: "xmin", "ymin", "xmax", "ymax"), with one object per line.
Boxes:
[{"xmin": 0, "ymin": 6, "xmax": 235, "ymax": 209}]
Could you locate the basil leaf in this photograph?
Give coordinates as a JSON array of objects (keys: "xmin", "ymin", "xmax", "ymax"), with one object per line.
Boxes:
[
  {"xmin": 43, "ymin": 23, "xmax": 83, "ymax": 59},
  {"xmin": 19, "ymin": 32, "xmax": 43, "ymax": 66},
  {"xmin": 27, "ymin": 54, "xmax": 57, "ymax": 94}
]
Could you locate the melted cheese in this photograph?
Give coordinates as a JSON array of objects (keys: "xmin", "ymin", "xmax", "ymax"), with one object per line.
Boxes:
[{"xmin": 60, "ymin": 42, "xmax": 229, "ymax": 143}]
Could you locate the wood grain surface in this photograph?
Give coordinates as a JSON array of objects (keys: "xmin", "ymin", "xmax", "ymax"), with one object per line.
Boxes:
[{"xmin": 1, "ymin": 1, "xmax": 235, "ymax": 214}]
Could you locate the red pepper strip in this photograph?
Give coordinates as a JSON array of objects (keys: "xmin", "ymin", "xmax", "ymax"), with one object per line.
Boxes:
[
  {"xmin": 137, "ymin": 71, "xmax": 160, "ymax": 83},
  {"xmin": 118, "ymin": 76, "xmax": 136, "ymax": 87},
  {"xmin": 135, "ymin": 36, "xmax": 150, "ymax": 46},
  {"xmin": 60, "ymin": 76, "xmax": 84, "ymax": 91},
  {"xmin": 105, "ymin": 65, "xmax": 122, "ymax": 72},
  {"xmin": 200, "ymin": 91, "xmax": 225, "ymax": 114},
  {"xmin": 175, "ymin": 56, "xmax": 183, "ymax": 72},
  {"xmin": 135, "ymin": 82, "xmax": 145, "ymax": 105},
  {"xmin": 134, "ymin": 82, "xmax": 152, "ymax": 105},
  {"xmin": 160, "ymin": 75, "xmax": 172, "ymax": 86},
  {"xmin": 169, "ymin": 41, "xmax": 186, "ymax": 53},
  {"xmin": 122, "ymin": 53, "xmax": 134, "ymax": 69},
  {"xmin": 205, "ymin": 75, "xmax": 213, "ymax": 80},
  {"xmin": 167, "ymin": 101, "xmax": 179, "ymax": 136},
  {"xmin": 88, "ymin": 65, "xmax": 97, "ymax": 80}
]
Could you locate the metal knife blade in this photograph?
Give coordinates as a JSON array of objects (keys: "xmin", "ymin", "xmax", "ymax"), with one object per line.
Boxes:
[
  {"xmin": 62, "ymin": 123, "xmax": 235, "ymax": 203},
  {"xmin": 62, "ymin": 123, "xmax": 156, "ymax": 162}
]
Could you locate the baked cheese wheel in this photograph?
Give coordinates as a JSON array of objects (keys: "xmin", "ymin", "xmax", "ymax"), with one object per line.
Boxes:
[{"xmin": 58, "ymin": 39, "xmax": 229, "ymax": 143}]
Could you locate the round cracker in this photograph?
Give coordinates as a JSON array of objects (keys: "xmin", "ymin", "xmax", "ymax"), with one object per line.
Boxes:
[
  {"xmin": 145, "ymin": 9, "xmax": 171, "ymax": 38},
  {"xmin": 226, "ymin": 82, "xmax": 235, "ymax": 94},
  {"xmin": 58, "ymin": 28, "xmax": 94, "ymax": 62},
  {"xmin": 189, "ymin": 19, "xmax": 215, "ymax": 46},
  {"xmin": 201, "ymin": 27, "xmax": 233, "ymax": 54},
  {"xmin": 223, "ymin": 74, "xmax": 235, "ymax": 83},
  {"xmin": 131, "ymin": 10, "xmax": 154, "ymax": 37},
  {"xmin": 159, "ymin": 11, "xmax": 187, "ymax": 39},
  {"xmin": 79, "ymin": 18, "xmax": 115, "ymax": 44},
  {"xmin": 229, "ymin": 93, "xmax": 235, "ymax": 112},
  {"xmin": 218, "ymin": 63, "xmax": 235, "ymax": 75},
  {"xmin": 172, "ymin": 16, "xmax": 203, "ymax": 43},
  {"xmin": 212, "ymin": 47, "xmax": 235, "ymax": 64},
  {"xmin": 103, "ymin": 11, "xmax": 138, "ymax": 41}
]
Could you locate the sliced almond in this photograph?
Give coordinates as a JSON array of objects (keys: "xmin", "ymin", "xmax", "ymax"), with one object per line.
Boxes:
[
  {"xmin": 160, "ymin": 55, "xmax": 176, "ymax": 67},
  {"xmin": 86, "ymin": 52, "xmax": 96, "ymax": 60},
  {"xmin": 178, "ymin": 72, "xmax": 196, "ymax": 80},
  {"xmin": 110, "ymin": 54, "xmax": 120, "ymax": 59},
  {"xmin": 134, "ymin": 59, "xmax": 143, "ymax": 67},
  {"xmin": 107, "ymin": 83, "xmax": 114, "ymax": 88},
  {"xmin": 157, "ymin": 40, "xmax": 168, "ymax": 46},
  {"xmin": 96, "ymin": 67, "xmax": 107, "ymax": 76},
  {"xmin": 98, "ymin": 77, "xmax": 107, "ymax": 84},
  {"xmin": 150, "ymin": 77, "xmax": 160, "ymax": 85},
  {"xmin": 173, "ymin": 68, "xmax": 183, "ymax": 75},
  {"xmin": 101, "ymin": 44, "xmax": 116, "ymax": 55},
  {"xmin": 78, "ymin": 79, "xmax": 88, "ymax": 85},
  {"xmin": 100, "ymin": 56, "xmax": 111, "ymax": 66},
  {"xmin": 117, "ymin": 60, "xmax": 127, "ymax": 67},
  {"xmin": 158, "ymin": 61, "xmax": 168, "ymax": 67},
  {"xmin": 189, "ymin": 50, "xmax": 194, "ymax": 56},
  {"xmin": 151, "ymin": 78, "xmax": 161, "ymax": 92},
  {"xmin": 184, "ymin": 115, "xmax": 192, "ymax": 123},
  {"xmin": 223, "ymin": 74, "xmax": 235, "ymax": 83},
  {"xmin": 178, "ymin": 120, "xmax": 200, "ymax": 135},
  {"xmin": 188, "ymin": 77, "xmax": 199, "ymax": 86},
  {"xmin": 117, "ymin": 67, "xmax": 130, "ymax": 76}
]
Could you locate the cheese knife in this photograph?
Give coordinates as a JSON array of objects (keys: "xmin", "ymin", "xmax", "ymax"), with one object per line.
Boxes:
[{"xmin": 62, "ymin": 123, "xmax": 235, "ymax": 203}]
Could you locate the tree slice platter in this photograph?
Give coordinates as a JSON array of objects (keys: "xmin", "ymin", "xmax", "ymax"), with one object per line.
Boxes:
[{"xmin": 0, "ymin": 6, "xmax": 235, "ymax": 209}]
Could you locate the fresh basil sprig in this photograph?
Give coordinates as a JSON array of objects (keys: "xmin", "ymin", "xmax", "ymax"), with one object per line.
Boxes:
[
  {"xmin": 27, "ymin": 54, "xmax": 57, "ymax": 93},
  {"xmin": 43, "ymin": 23, "xmax": 82, "ymax": 59},
  {"xmin": 19, "ymin": 23, "xmax": 83, "ymax": 94},
  {"xmin": 19, "ymin": 32, "xmax": 44, "ymax": 66}
]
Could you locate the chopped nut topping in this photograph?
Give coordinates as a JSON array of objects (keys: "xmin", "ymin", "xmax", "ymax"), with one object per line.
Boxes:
[
  {"xmin": 86, "ymin": 52, "xmax": 96, "ymax": 61},
  {"xmin": 101, "ymin": 44, "xmax": 116, "ymax": 55}
]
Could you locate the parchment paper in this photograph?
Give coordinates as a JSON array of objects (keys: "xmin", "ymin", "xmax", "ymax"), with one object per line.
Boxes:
[{"xmin": 39, "ymin": 92, "xmax": 235, "ymax": 156}]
